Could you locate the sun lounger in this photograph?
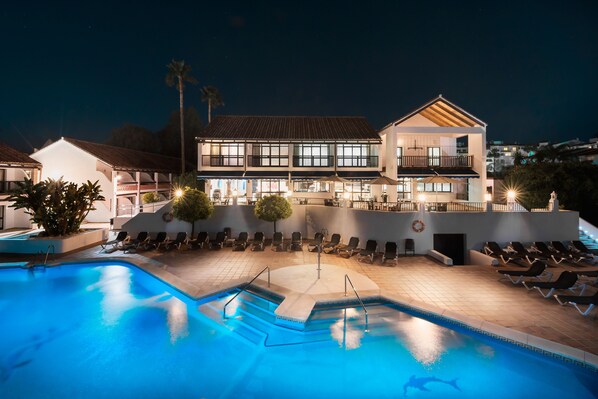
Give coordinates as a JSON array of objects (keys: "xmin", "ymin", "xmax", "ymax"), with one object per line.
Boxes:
[
  {"xmin": 167, "ymin": 232, "xmax": 188, "ymax": 250},
  {"xmin": 404, "ymin": 238, "xmax": 415, "ymax": 256},
  {"xmin": 358, "ymin": 240, "xmax": 377, "ymax": 263},
  {"xmin": 572, "ymin": 270, "xmax": 598, "ymax": 285},
  {"xmin": 209, "ymin": 231, "xmax": 226, "ymax": 249},
  {"xmin": 508, "ymin": 241, "xmax": 547, "ymax": 264},
  {"xmin": 522, "ymin": 271, "xmax": 581, "ymax": 298},
  {"xmin": 290, "ymin": 232, "xmax": 303, "ymax": 251},
  {"xmin": 531, "ymin": 241, "xmax": 567, "ymax": 264},
  {"xmin": 307, "ymin": 232, "xmax": 324, "ymax": 252},
  {"xmin": 272, "ymin": 232, "xmax": 285, "ymax": 252},
  {"xmin": 191, "ymin": 231, "xmax": 209, "ymax": 249},
  {"xmin": 322, "ymin": 233, "xmax": 341, "ymax": 254},
  {"xmin": 101, "ymin": 231, "xmax": 128, "ymax": 251},
  {"xmin": 497, "ymin": 262, "xmax": 552, "ymax": 284},
  {"xmin": 484, "ymin": 242, "xmax": 523, "ymax": 264},
  {"xmin": 554, "ymin": 291, "xmax": 598, "ymax": 316},
  {"xmin": 337, "ymin": 237, "xmax": 359, "ymax": 258},
  {"xmin": 382, "ymin": 241, "xmax": 398, "ymax": 265},
  {"xmin": 251, "ymin": 232, "xmax": 265, "ymax": 251},
  {"xmin": 146, "ymin": 232, "xmax": 169, "ymax": 250},
  {"xmin": 570, "ymin": 240, "xmax": 596, "ymax": 258},
  {"xmin": 232, "ymin": 232, "xmax": 248, "ymax": 251},
  {"xmin": 550, "ymin": 241, "xmax": 588, "ymax": 263},
  {"xmin": 122, "ymin": 232, "xmax": 149, "ymax": 252}
]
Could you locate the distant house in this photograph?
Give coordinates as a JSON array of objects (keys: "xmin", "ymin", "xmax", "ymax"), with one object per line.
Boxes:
[
  {"xmin": 0, "ymin": 143, "xmax": 42, "ymax": 230},
  {"xmin": 30, "ymin": 137, "xmax": 180, "ymax": 222}
]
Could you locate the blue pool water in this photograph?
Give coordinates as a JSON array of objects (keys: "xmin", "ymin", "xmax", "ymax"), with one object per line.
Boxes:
[{"xmin": 0, "ymin": 263, "xmax": 596, "ymax": 399}]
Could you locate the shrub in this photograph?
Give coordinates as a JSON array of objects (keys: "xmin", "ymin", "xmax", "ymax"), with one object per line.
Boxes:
[
  {"xmin": 254, "ymin": 195, "xmax": 292, "ymax": 233},
  {"xmin": 142, "ymin": 192, "xmax": 161, "ymax": 204},
  {"xmin": 172, "ymin": 188, "xmax": 213, "ymax": 235}
]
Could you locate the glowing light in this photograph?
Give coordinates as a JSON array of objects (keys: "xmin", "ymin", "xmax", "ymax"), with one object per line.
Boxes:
[
  {"xmin": 115, "ymin": 175, "xmax": 122, "ymax": 181},
  {"xmin": 484, "ymin": 193, "xmax": 492, "ymax": 202},
  {"xmin": 286, "ymin": 190, "xmax": 293, "ymax": 198},
  {"xmin": 343, "ymin": 191, "xmax": 351, "ymax": 200},
  {"xmin": 507, "ymin": 190, "xmax": 517, "ymax": 201},
  {"xmin": 418, "ymin": 194, "xmax": 426, "ymax": 202},
  {"xmin": 233, "ymin": 189, "xmax": 238, "ymax": 197},
  {"xmin": 175, "ymin": 189, "xmax": 184, "ymax": 198}
]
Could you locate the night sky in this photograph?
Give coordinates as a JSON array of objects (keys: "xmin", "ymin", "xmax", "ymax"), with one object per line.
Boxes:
[{"xmin": 1, "ymin": 1, "xmax": 597, "ymax": 153}]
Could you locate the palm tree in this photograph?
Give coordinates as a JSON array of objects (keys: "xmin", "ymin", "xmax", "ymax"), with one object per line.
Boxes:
[
  {"xmin": 166, "ymin": 59, "xmax": 197, "ymax": 173},
  {"xmin": 200, "ymin": 85, "xmax": 224, "ymax": 123}
]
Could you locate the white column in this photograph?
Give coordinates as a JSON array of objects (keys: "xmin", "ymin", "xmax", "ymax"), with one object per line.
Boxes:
[
  {"xmin": 386, "ymin": 129, "xmax": 398, "ymax": 202},
  {"xmin": 135, "ymin": 171, "xmax": 141, "ymax": 215}
]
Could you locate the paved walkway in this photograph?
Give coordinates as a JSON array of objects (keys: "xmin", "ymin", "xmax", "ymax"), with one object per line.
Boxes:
[{"xmin": 64, "ymin": 241, "xmax": 598, "ymax": 358}]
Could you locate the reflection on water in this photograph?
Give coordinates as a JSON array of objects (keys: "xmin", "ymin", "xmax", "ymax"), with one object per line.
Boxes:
[
  {"xmin": 330, "ymin": 308, "xmax": 364, "ymax": 350},
  {"xmin": 87, "ymin": 266, "xmax": 188, "ymax": 342}
]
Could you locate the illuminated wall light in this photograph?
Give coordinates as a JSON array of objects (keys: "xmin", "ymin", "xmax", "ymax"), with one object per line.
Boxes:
[
  {"xmin": 484, "ymin": 193, "xmax": 492, "ymax": 202},
  {"xmin": 175, "ymin": 189, "xmax": 183, "ymax": 198},
  {"xmin": 507, "ymin": 190, "xmax": 516, "ymax": 201}
]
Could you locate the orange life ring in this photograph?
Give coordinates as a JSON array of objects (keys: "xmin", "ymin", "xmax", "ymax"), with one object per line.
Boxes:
[
  {"xmin": 412, "ymin": 219, "xmax": 425, "ymax": 233},
  {"xmin": 162, "ymin": 212, "xmax": 174, "ymax": 223}
]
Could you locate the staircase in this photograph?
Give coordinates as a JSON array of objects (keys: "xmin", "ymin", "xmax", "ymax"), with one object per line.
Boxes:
[{"xmin": 578, "ymin": 227, "xmax": 598, "ymax": 252}]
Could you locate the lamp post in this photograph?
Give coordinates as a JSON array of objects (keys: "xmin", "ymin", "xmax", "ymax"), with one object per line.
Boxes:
[{"xmin": 507, "ymin": 190, "xmax": 516, "ymax": 212}]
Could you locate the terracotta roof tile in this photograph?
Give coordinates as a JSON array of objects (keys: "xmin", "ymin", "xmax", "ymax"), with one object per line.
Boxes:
[
  {"xmin": 199, "ymin": 116, "xmax": 380, "ymax": 142},
  {"xmin": 0, "ymin": 142, "xmax": 42, "ymax": 167}
]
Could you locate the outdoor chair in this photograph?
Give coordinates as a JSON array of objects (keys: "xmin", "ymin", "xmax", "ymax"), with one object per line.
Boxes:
[
  {"xmin": 531, "ymin": 241, "xmax": 567, "ymax": 264},
  {"xmin": 358, "ymin": 240, "xmax": 377, "ymax": 263},
  {"xmin": 209, "ymin": 231, "xmax": 226, "ymax": 250},
  {"xmin": 122, "ymin": 232, "xmax": 149, "ymax": 253},
  {"xmin": 508, "ymin": 241, "xmax": 547, "ymax": 264},
  {"xmin": 146, "ymin": 232, "xmax": 168, "ymax": 250},
  {"xmin": 322, "ymin": 233, "xmax": 341, "ymax": 254},
  {"xmin": 167, "ymin": 232, "xmax": 188, "ymax": 250},
  {"xmin": 522, "ymin": 271, "xmax": 582, "ymax": 298},
  {"xmin": 551, "ymin": 241, "xmax": 588, "ymax": 264},
  {"xmin": 233, "ymin": 232, "xmax": 249, "ymax": 251},
  {"xmin": 272, "ymin": 232, "xmax": 285, "ymax": 252},
  {"xmin": 307, "ymin": 232, "xmax": 324, "ymax": 252},
  {"xmin": 574, "ymin": 270, "xmax": 598, "ymax": 285},
  {"xmin": 484, "ymin": 242, "xmax": 523, "ymax": 264},
  {"xmin": 570, "ymin": 241, "xmax": 596, "ymax": 258},
  {"xmin": 101, "ymin": 231, "xmax": 128, "ymax": 251},
  {"xmin": 337, "ymin": 237, "xmax": 359, "ymax": 258},
  {"xmin": 382, "ymin": 241, "xmax": 398, "ymax": 266},
  {"xmin": 191, "ymin": 231, "xmax": 209, "ymax": 249},
  {"xmin": 554, "ymin": 291, "xmax": 598, "ymax": 316},
  {"xmin": 290, "ymin": 232, "xmax": 303, "ymax": 251},
  {"xmin": 223, "ymin": 227, "xmax": 232, "ymax": 246},
  {"xmin": 404, "ymin": 238, "xmax": 415, "ymax": 256},
  {"xmin": 497, "ymin": 262, "xmax": 552, "ymax": 284},
  {"xmin": 251, "ymin": 232, "xmax": 265, "ymax": 251}
]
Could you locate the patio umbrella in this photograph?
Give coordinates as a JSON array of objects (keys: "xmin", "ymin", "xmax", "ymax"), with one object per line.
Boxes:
[
  {"xmin": 316, "ymin": 174, "xmax": 350, "ymax": 183},
  {"xmin": 366, "ymin": 176, "xmax": 400, "ymax": 186}
]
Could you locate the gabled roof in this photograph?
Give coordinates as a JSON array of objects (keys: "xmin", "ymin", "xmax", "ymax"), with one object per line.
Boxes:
[
  {"xmin": 62, "ymin": 137, "xmax": 181, "ymax": 174},
  {"xmin": 387, "ymin": 95, "xmax": 487, "ymax": 129},
  {"xmin": 0, "ymin": 142, "xmax": 42, "ymax": 168},
  {"xmin": 198, "ymin": 116, "xmax": 380, "ymax": 142}
]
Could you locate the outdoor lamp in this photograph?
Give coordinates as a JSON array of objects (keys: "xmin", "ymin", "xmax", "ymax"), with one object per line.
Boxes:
[
  {"xmin": 286, "ymin": 190, "xmax": 293, "ymax": 198},
  {"xmin": 418, "ymin": 194, "xmax": 426, "ymax": 202},
  {"xmin": 507, "ymin": 190, "xmax": 516, "ymax": 201},
  {"xmin": 485, "ymin": 193, "xmax": 492, "ymax": 202},
  {"xmin": 175, "ymin": 189, "xmax": 184, "ymax": 198},
  {"xmin": 233, "ymin": 189, "xmax": 238, "ymax": 197},
  {"xmin": 343, "ymin": 191, "xmax": 351, "ymax": 200}
]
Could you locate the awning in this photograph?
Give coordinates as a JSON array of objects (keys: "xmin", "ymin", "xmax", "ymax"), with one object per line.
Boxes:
[
  {"xmin": 197, "ymin": 170, "xmax": 245, "ymax": 179},
  {"xmin": 336, "ymin": 171, "xmax": 382, "ymax": 179},
  {"xmin": 243, "ymin": 171, "xmax": 290, "ymax": 179},
  {"xmin": 291, "ymin": 171, "xmax": 337, "ymax": 180},
  {"xmin": 398, "ymin": 168, "xmax": 479, "ymax": 178}
]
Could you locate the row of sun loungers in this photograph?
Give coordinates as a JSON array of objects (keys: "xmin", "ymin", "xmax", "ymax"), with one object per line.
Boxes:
[{"xmin": 484, "ymin": 241, "xmax": 596, "ymax": 265}]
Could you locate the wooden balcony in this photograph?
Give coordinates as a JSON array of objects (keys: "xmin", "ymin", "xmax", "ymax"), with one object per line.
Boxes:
[
  {"xmin": 398, "ymin": 155, "xmax": 473, "ymax": 168},
  {"xmin": 117, "ymin": 182, "xmax": 171, "ymax": 192}
]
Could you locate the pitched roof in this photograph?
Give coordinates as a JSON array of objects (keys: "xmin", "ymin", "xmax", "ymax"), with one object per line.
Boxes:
[
  {"xmin": 198, "ymin": 116, "xmax": 380, "ymax": 142},
  {"xmin": 0, "ymin": 142, "xmax": 42, "ymax": 168},
  {"xmin": 63, "ymin": 137, "xmax": 181, "ymax": 174},
  {"xmin": 386, "ymin": 95, "xmax": 487, "ymax": 129}
]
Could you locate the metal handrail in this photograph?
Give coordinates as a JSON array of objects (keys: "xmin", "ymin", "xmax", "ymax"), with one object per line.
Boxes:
[
  {"xmin": 344, "ymin": 274, "xmax": 369, "ymax": 332},
  {"xmin": 223, "ymin": 266, "xmax": 271, "ymax": 319},
  {"xmin": 43, "ymin": 245, "xmax": 55, "ymax": 265}
]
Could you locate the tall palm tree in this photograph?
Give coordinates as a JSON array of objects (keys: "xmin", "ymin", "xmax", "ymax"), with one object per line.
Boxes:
[
  {"xmin": 200, "ymin": 85, "xmax": 224, "ymax": 123},
  {"xmin": 166, "ymin": 59, "xmax": 197, "ymax": 173}
]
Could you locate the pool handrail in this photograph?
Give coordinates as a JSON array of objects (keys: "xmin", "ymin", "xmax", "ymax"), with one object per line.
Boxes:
[
  {"xmin": 223, "ymin": 266, "xmax": 270, "ymax": 319},
  {"xmin": 344, "ymin": 274, "xmax": 369, "ymax": 332}
]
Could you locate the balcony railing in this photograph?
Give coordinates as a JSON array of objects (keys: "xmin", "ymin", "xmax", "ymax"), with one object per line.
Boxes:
[
  {"xmin": 246, "ymin": 155, "xmax": 290, "ymax": 167},
  {"xmin": 117, "ymin": 182, "xmax": 171, "ymax": 192},
  {"xmin": 398, "ymin": 155, "xmax": 473, "ymax": 168},
  {"xmin": 292, "ymin": 155, "xmax": 334, "ymax": 167},
  {"xmin": 202, "ymin": 155, "xmax": 244, "ymax": 167},
  {"xmin": 0, "ymin": 181, "xmax": 25, "ymax": 194},
  {"xmin": 336, "ymin": 156, "xmax": 378, "ymax": 167}
]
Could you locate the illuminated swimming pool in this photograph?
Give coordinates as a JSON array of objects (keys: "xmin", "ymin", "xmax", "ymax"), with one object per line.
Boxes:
[{"xmin": 1, "ymin": 263, "xmax": 596, "ymax": 398}]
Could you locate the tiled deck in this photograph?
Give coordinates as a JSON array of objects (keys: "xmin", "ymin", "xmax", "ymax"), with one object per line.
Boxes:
[{"xmin": 58, "ymin": 241, "xmax": 598, "ymax": 359}]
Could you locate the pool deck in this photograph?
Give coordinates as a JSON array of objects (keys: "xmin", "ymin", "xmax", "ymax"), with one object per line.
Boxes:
[{"xmin": 6, "ymin": 239, "xmax": 597, "ymax": 366}]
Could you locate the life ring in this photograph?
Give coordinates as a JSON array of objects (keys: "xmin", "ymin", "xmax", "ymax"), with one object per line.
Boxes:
[
  {"xmin": 162, "ymin": 212, "xmax": 174, "ymax": 223},
  {"xmin": 412, "ymin": 219, "xmax": 425, "ymax": 233}
]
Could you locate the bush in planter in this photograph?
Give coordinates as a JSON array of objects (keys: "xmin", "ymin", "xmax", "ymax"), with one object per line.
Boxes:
[
  {"xmin": 172, "ymin": 188, "xmax": 213, "ymax": 236},
  {"xmin": 9, "ymin": 178, "xmax": 105, "ymax": 236},
  {"xmin": 254, "ymin": 195, "xmax": 292, "ymax": 233},
  {"xmin": 142, "ymin": 192, "xmax": 161, "ymax": 204}
]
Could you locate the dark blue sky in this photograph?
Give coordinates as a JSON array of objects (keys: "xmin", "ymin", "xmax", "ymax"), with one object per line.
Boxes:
[{"xmin": 1, "ymin": 1, "xmax": 597, "ymax": 152}]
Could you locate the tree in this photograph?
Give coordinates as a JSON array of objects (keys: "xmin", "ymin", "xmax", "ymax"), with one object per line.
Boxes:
[
  {"xmin": 173, "ymin": 171, "xmax": 200, "ymax": 190},
  {"xmin": 172, "ymin": 188, "xmax": 213, "ymax": 236},
  {"xmin": 166, "ymin": 59, "xmax": 197, "ymax": 174},
  {"xmin": 157, "ymin": 106, "xmax": 203, "ymax": 167},
  {"xmin": 254, "ymin": 195, "xmax": 292, "ymax": 233},
  {"xmin": 9, "ymin": 178, "xmax": 105, "ymax": 236},
  {"xmin": 200, "ymin": 85, "xmax": 224, "ymax": 123},
  {"xmin": 142, "ymin": 192, "xmax": 161, "ymax": 204},
  {"xmin": 504, "ymin": 162, "xmax": 598, "ymax": 226},
  {"xmin": 106, "ymin": 124, "xmax": 160, "ymax": 153}
]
